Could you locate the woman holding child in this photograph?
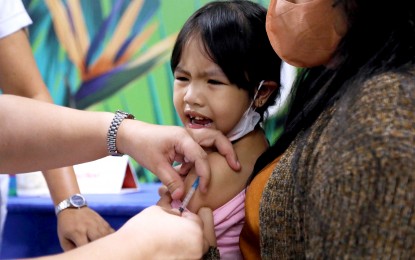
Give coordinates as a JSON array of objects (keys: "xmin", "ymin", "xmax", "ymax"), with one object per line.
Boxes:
[{"xmin": 173, "ymin": 0, "xmax": 415, "ymax": 258}]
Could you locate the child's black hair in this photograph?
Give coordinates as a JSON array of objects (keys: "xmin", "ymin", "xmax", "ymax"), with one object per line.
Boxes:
[{"xmin": 171, "ymin": 0, "xmax": 282, "ymax": 121}]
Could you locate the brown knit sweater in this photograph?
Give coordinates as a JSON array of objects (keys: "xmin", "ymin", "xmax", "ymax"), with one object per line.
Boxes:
[{"xmin": 260, "ymin": 68, "xmax": 415, "ymax": 259}]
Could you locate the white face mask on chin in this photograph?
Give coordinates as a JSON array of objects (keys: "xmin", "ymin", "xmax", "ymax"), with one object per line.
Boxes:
[{"xmin": 227, "ymin": 80, "xmax": 264, "ymax": 142}]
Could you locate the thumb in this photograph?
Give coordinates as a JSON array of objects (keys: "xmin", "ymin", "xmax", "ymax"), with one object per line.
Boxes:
[
  {"xmin": 157, "ymin": 185, "xmax": 173, "ymax": 208},
  {"xmin": 198, "ymin": 207, "xmax": 217, "ymax": 247},
  {"xmin": 154, "ymin": 161, "xmax": 185, "ymax": 200}
]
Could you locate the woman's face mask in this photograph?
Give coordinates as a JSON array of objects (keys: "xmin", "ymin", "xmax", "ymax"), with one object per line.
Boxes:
[{"xmin": 266, "ymin": 0, "xmax": 346, "ymax": 68}]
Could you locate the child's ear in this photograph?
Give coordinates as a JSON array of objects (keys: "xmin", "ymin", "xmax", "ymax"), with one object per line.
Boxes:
[{"xmin": 255, "ymin": 80, "xmax": 279, "ymax": 108}]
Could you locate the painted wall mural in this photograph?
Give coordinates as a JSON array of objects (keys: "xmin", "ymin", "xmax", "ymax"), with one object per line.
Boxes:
[{"xmin": 23, "ymin": 0, "xmax": 285, "ymax": 183}]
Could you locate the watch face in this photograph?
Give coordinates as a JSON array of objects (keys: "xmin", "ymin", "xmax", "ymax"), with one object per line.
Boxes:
[{"xmin": 70, "ymin": 194, "xmax": 86, "ymax": 207}]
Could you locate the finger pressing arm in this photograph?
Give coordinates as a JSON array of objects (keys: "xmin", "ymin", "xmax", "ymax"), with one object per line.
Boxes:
[{"xmin": 188, "ymin": 128, "xmax": 240, "ymax": 172}]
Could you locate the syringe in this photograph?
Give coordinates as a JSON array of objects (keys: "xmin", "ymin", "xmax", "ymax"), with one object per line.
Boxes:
[{"xmin": 179, "ymin": 177, "xmax": 200, "ymax": 213}]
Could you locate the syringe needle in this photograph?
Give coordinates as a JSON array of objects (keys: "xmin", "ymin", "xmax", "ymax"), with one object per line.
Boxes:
[{"xmin": 179, "ymin": 177, "xmax": 200, "ymax": 213}]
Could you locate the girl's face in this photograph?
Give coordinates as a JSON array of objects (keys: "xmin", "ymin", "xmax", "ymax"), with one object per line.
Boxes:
[{"xmin": 173, "ymin": 38, "xmax": 251, "ymax": 135}]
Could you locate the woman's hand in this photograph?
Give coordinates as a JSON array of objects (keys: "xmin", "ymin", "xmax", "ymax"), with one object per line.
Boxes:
[
  {"xmin": 39, "ymin": 206, "xmax": 208, "ymax": 260},
  {"xmin": 118, "ymin": 121, "xmax": 239, "ymax": 200},
  {"xmin": 157, "ymin": 185, "xmax": 174, "ymax": 208},
  {"xmin": 57, "ymin": 207, "xmax": 114, "ymax": 251},
  {"xmin": 157, "ymin": 185, "xmax": 217, "ymax": 254},
  {"xmin": 121, "ymin": 205, "xmax": 209, "ymax": 259},
  {"xmin": 197, "ymin": 207, "xmax": 217, "ymax": 248}
]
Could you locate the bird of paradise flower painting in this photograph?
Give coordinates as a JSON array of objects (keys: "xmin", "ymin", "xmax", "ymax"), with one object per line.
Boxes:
[{"xmin": 45, "ymin": 0, "xmax": 176, "ymax": 109}]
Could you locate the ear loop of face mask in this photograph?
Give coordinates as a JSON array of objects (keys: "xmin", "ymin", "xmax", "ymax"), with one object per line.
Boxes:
[{"xmin": 227, "ymin": 80, "xmax": 265, "ymax": 142}]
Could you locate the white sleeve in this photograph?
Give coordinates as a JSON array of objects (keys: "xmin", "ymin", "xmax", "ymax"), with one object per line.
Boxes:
[{"xmin": 0, "ymin": 0, "xmax": 33, "ymax": 39}]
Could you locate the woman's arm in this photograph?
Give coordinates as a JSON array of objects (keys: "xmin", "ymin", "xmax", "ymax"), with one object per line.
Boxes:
[
  {"xmin": 44, "ymin": 167, "xmax": 114, "ymax": 251},
  {"xmin": 0, "ymin": 94, "xmax": 238, "ymax": 199},
  {"xmin": 0, "ymin": 28, "xmax": 114, "ymax": 250},
  {"xmin": 309, "ymin": 72, "xmax": 415, "ymax": 258}
]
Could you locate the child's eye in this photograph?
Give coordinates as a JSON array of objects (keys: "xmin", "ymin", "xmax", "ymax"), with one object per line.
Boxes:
[
  {"xmin": 175, "ymin": 76, "xmax": 188, "ymax": 82},
  {"xmin": 208, "ymin": 79, "xmax": 223, "ymax": 85}
]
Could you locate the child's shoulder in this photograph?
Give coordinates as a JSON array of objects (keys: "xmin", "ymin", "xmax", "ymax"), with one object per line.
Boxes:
[{"xmin": 186, "ymin": 129, "xmax": 268, "ymax": 211}]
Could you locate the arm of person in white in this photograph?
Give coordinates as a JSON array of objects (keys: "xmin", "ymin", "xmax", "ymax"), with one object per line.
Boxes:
[
  {"xmin": 0, "ymin": 95, "xmax": 239, "ymax": 199},
  {"xmin": 32, "ymin": 206, "xmax": 208, "ymax": 260}
]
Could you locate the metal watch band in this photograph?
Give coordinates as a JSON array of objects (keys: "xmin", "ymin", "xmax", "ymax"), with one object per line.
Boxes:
[
  {"xmin": 55, "ymin": 194, "xmax": 87, "ymax": 215},
  {"xmin": 55, "ymin": 199, "xmax": 70, "ymax": 215},
  {"xmin": 107, "ymin": 110, "xmax": 135, "ymax": 156}
]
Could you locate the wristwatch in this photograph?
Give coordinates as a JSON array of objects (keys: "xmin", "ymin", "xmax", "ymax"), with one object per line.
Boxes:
[
  {"xmin": 55, "ymin": 194, "xmax": 87, "ymax": 215},
  {"xmin": 107, "ymin": 110, "xmax": 135, "ymax": 156}
]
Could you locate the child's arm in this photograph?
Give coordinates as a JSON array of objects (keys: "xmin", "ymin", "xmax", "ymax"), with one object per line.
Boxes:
[
  {"xmin": 183, "ymin": 129, "xmax": 268, "ymax": 213},
  {"xmin": 184, "ymin": 151, "xmax": 249, "ymax": 213}
]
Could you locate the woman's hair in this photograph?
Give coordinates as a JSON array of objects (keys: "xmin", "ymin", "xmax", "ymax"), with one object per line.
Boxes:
[
  {"xmin": 171, "ymin": 0, "xmax": 282, "ymax": 121},
  {"xmin": 253, "ymin": 0, "xmax": 415, "ymax": 174}
]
